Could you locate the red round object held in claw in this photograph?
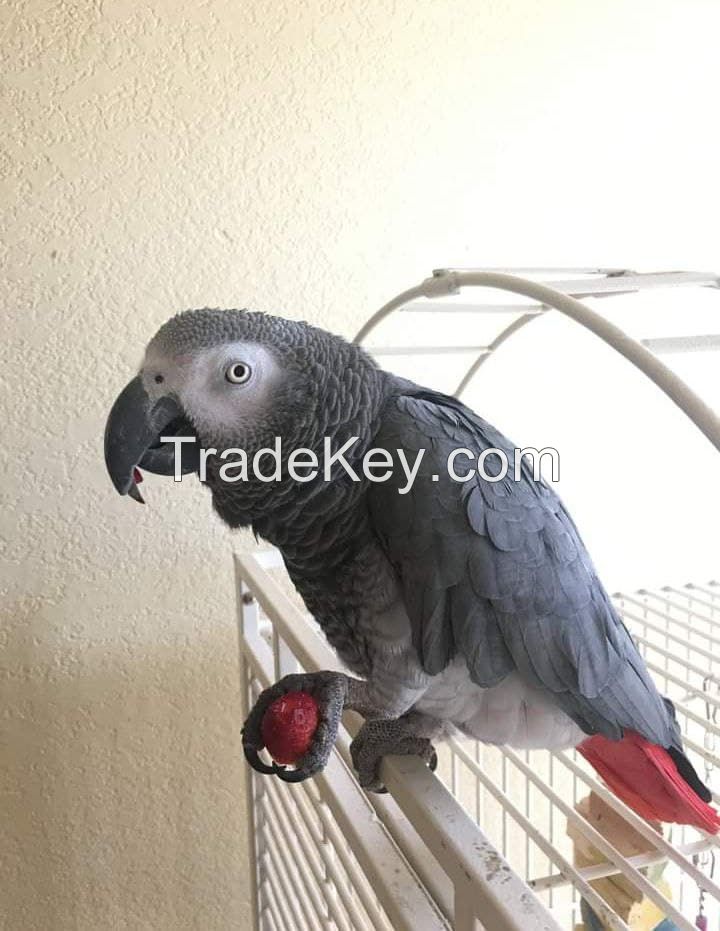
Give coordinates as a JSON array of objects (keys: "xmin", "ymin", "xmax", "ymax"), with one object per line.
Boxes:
[{"xmin": 261, "ymin": 691, "xmax": 320, "ymax": 765}]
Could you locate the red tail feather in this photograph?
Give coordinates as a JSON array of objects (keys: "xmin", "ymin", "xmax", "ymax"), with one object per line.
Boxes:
[{"xmin": 578, "ymin": 732, "xmax": 720, "ymax": 833}]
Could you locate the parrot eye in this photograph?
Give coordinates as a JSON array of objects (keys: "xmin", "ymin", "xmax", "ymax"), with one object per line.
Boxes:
[{"xmin": 225, "ymin": 362, "xmax": 252, "ymax": 385}]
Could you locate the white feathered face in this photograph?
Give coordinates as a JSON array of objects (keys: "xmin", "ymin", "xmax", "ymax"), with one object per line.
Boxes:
[
  {"xmin": 141, "ymin": 339, "xmax": 284, "ymax": 446},
  {"xmin": 105, "ymin": 309, "xmax": 307, "ymax": 501},
  {"xmin": 105, "ymin": 306, "xmax": 381, "ymax": 504}
]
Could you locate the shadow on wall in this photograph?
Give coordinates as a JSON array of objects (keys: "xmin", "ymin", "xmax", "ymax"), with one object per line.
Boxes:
[{"xmin": 3, "ymin": 591, "xmax": 250, "ymax": 930}]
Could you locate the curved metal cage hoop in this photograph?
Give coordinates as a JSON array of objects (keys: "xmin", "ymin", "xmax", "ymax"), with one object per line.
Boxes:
[{"xmin": 354, "ymin": 268, "xmax": 720, "ymax": 452}]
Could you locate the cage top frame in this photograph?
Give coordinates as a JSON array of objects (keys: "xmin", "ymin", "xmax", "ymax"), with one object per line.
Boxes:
[{"xmin": 354, "ymin": 268, "xmax": 720, "ymax": 453}]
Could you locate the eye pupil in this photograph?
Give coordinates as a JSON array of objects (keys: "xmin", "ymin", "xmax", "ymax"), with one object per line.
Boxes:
[
  {"xmin": 226, "ymin": 362, "xmax": 251, "ymax": 384},
  {"xmin": 154, "ymin": 374, "xmax": 164, "ymax": 384}
]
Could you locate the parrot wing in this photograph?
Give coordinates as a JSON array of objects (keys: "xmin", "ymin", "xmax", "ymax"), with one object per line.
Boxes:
[{"xmin": 368, "ymin": 382, "xmax": 676, "ymax": 748}]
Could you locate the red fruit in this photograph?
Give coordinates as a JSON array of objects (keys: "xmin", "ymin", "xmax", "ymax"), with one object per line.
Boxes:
[{"xmin": 261, "ymin": 691, "xmax": 320, "ymax": 765}]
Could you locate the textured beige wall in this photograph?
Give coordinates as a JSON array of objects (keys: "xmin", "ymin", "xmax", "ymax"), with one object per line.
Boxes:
[{"xmin": 3, "ymin": 2, "xmax": 719, "ymax": 929}]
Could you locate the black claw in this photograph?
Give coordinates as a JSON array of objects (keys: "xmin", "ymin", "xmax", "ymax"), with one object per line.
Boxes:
[
  {"xmin": 429, "ymin": 750, "xmax": 438, "ymax": 772},
  {"xmin": 243, "ymin": 742, "xmax": 313, "ymax": 782},
  {"xmin": 358, "ymin": 774, "xmax": 388, "ymax": 793},
  {"xmin": 276, "ymin": 766, "xmax": 313, "ymax": 783},
  {"xmin": 243, "ymin": 743, "xmax": 277, "ymax": 775}
]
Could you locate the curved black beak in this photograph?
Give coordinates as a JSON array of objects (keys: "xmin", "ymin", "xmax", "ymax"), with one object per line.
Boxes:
[{"xmin": 104, "ymin": 376, "xmax": 200, "ymax": 503}]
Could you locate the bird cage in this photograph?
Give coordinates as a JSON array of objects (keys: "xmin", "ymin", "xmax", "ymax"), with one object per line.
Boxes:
[{"xmin": 237, "ymin": 268, "xmax": 720, "ymax": 931}]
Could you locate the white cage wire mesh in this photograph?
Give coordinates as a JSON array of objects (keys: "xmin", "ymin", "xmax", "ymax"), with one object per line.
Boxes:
[{"xmin": 237, "ymin": 269, "xmax": 720, "ymax": 931}]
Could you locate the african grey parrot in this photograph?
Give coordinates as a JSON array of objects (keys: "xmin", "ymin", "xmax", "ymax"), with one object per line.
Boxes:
[{"xmin": 105, "ymin": 308, "xmax": 718, "ymax": 831}]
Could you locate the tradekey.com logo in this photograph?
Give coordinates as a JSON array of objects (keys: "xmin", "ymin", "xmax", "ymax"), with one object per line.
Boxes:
[{"xmin": 161, "ymin": 436, "xmax": 560, "ymax": 495}]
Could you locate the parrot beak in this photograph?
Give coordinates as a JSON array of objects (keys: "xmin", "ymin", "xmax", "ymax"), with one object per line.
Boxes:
[{"xmin": 104, "ymin": 376, "xmax": 200, "ymax": 503}]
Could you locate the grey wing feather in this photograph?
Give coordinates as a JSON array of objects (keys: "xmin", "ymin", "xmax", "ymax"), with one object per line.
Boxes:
[{"xmin": 368, "ymin": 384, "xmax": 676, "ymax": 748}]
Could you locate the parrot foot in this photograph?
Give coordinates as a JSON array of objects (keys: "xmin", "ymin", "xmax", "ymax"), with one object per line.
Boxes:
[
  {"xmin": 242, "ymin": 671, "xmax": 348, "ymax": 783},
  {"xmin": 350, "ymin": 714, "xmax": 439, "ymax": 793}
]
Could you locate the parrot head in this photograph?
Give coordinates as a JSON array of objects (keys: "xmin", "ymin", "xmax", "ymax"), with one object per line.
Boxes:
[{"xmin": 104, "ymin": 308, "xmax": 379, "ymax": 506}]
